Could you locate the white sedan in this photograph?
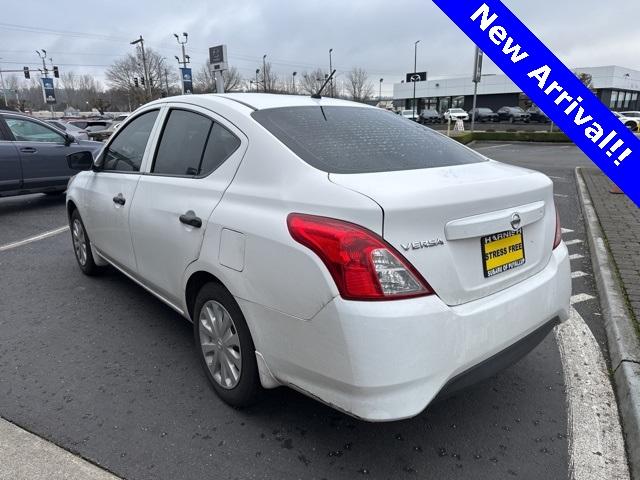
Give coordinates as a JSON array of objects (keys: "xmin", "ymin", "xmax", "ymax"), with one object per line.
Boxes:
[
  {"xmin": 65, "ymin": 94, "xmax": 570, "ymax": 421},
  {"xmin": 444, "ymin": 108, "xmax": 470, "ymax": 121}
]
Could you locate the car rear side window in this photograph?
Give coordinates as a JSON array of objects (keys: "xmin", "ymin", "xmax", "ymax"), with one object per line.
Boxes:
[
  {"xmin": 252, "ymin": 106, "xmax": 485, "ymax": 174},
  {"xmin": 152, "ymin": 109, "xmax": 240, "ymax": 177},
  {"xmin": 102, "ymin": 110, "xmax": 159, "ymax": 172}
]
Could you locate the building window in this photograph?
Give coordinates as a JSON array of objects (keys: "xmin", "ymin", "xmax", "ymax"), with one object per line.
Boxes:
[
  {"xmin": 610, "ymin": 91, "xmax": 619, "ymax": 109},
  {"xmin": 631, "ymin": 93, "xmax": 639, "ymax": 110},
  {"xmin": 617, "ymin": 91, "xmax": 626, "ymax": 109},
  {"xmin": 452, "ymin": 96, "xmax": 465, "ymax": 108},
  {"xmin": 623, "ymin": 91, "xmax": 632, "ymax": 109}
]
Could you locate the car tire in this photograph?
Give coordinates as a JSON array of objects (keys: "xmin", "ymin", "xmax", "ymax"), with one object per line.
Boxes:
[
  {"xmin": 625, "ymin": 122, "xmax": 638, "ymax": 132},
  {"xmin": 70, "ymin": 209, "xmax": 101, "ymax": 276},
  {"xmin": 194, "ymin": 282, "xmax": 262, "ymax": 408},
  {"xmin": 509, "ymin": 116, "xmax": 515, "ymax": 124}
]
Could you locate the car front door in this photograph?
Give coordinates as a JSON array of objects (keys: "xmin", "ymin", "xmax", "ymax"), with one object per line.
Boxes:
[
  {"xmin": 83, "ymin": 109, "xmax": 160, "ymax": 274},
  {"xmin": 0, "ymin": 118, "xmax": 22, "ymax": 193},
  {"xmin": 3, "ymin": 115, "xmax": 87, "ymax": 190},
  {"xmin": 129, "ymin": 106, "xmax": 246, "ymax": 304}
]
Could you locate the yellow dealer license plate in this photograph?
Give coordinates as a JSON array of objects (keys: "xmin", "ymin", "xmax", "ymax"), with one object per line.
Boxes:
[{"xmin": 481, "ymin": 229, "xmax": 526, "ymax": 278}]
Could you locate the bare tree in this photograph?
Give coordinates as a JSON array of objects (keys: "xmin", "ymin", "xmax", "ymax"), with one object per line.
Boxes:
[
  {"xmin": 345, "ymin": 68, "xmax": 374, "ymax": 103},
  {"xmin": 298, "ymin": 69, "xmax": 328, "ymax": 95},
  {"xmin": 105, "ymin": 47, "xmax": 174, "ymax": 102},
  {"xmin": 260, "ymin": 62, "xmax": 280, "ymax": 93},
  {"xmin": 194, "ymin": 65, "xmax": 243, "ymax": 93}
]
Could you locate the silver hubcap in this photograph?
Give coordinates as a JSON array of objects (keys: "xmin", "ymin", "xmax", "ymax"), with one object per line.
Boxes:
[
  {"xmin": 199, "ymin": 300, "xmax": 242, "ymax": 389},
  {"xmin": 72, "ymin": 219, "xmax": 88, "ymax": 266}
]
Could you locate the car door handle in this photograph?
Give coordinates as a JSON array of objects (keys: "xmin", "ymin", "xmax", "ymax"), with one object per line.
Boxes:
[
  {"xmin": 19, "ymin": 147, "xmax": 37, "ymax": 153},
  {"xmin": 179, "ymin": 210, "xmax": 202, "ymax": 228},
  {"xmin": 112, "ymin": 194, "xmax": 126, "ymax": 206}
]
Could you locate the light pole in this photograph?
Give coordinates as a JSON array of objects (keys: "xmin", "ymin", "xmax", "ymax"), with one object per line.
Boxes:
[
  {"xmin": 411, "ymin": 74, "xmax": 420, "ymax": 121},
  {"xmin": 255, "ymin": 69, "xmax": 260, "ymax": 92},
  {"xmin": 131, "ymin": 36, "xmax": 151, "ymax": 100},
  {"xmin": 173, "ymin": 32, "xmax": 189, "ymax": 95},
  {"xmin": 329, "ymin": 48, "xmax": 333, "ymax": 97},
  {"xmin": 413, "ymin": 40, "xmax": 420, "ymax": 75},
  {"xmin": 379, "ymin": 78, "xmax": 383, "ymax": 102},
  {"xmin": 0, "ymin": 58, "xmax": 7, "ymax": 108},
  {"xmin": 262, "ymin": 55, "xmax": 267, "ymax": 92},
  {"xmin": 292, "ymin": 71, "xmax": 297, "ymax": 94}
]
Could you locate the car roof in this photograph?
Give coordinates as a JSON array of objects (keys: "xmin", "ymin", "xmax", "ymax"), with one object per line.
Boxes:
[{"xmin": 146, "ymin": 93, "xmax": 372, "ymax": 116}]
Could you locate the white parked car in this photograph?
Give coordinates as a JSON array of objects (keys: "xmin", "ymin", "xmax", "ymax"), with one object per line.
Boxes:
[
  {"xmin": 444, "ymin": 108, "xmax": 469, "ymax": 122},
  {"xmin": 613, "ymin": 111, "xmax": 640, "ymax": 132},
  {"xmin": 66, "ymin": 94, "xmax": 570, "ymax": 421},
  {"xmin": 400, "ymin": 109, "xmax": 419, "ymax": 121}
]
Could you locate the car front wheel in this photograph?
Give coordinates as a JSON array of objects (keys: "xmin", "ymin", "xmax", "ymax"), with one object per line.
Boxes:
[
  {"xmin": 70, "ymin": 209, "xmax": 101, "ymax": 276},
  {"xmin": 194, "ymin": 282, "xmax": 262, "ymax": 408}
]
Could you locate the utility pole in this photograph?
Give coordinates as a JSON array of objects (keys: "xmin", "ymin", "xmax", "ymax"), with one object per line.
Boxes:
[
  {"xmin": 131, "ymin": 36, "xmax": 151, "ymax": 100},
  {"xmin": 471, "ymin": 46, "xmax": 483, "ymax": 132},
  {"xmin": 379, "ymin": 78, "xmax": 383, "ymax": 102},
  {"xmin": 262, "ymin": 55, "xmax": 267, "ymax": 93},
  {"xmin": 413, "ymin": 40, "xmax": 421, "ymax": 115},
  {"xmin": 164, "ymin": 68, "xmax": 170, "ymax": 97},
  {"xmin": 329, "ymin": 48, "xmax": 333, "ymax": 97},
  {"xmin": 255, "ymin": 69, "xmax": 260, "ymax": 92},
  {"xmin": 0, "ymin": 58, "xmax": 8, "ymax": 107},
  {"xmin": 292, "ymin": 71, "xmax": 297, "ymax": 94}
]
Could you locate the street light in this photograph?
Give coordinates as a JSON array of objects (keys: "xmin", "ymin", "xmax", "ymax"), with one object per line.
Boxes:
[
  {"xmin": 379, "ymin": 78, "xmax": 384, "ymax": 101},
  {"xmin": 329, "ymin": 48, "xmax": 333, "ymax": 97},
  {"xmin": 292, "ymin": 71, "xmax": 297, "ymax": 94},
  {"xmin": 413, "ymin": 40, "xmax": 420, "ymax": 74},
  {"xmin": 131, "ymin": 36, "xmax": 150, "ymax": 99},
  {"xmin": 255, "ymin": 68, "xmax": 260, "ymax": 92},
  {"xmin": 262, "ymin": 55, "xmax": 267, "ymax": 92}
]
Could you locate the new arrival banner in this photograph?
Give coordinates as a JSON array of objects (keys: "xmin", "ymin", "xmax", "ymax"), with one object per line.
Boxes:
[{"xmin": 432, "ymin": 0, "xmax": 640, "ymax": 207}]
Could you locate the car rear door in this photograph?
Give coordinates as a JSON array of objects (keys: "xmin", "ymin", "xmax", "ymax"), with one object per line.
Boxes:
[
  {"xmin": 128, "ymin": 105, "xmax": 247, "ymax": 304},
  {"xmin": 82, "ymin": 108, "xmax": 161, "ymax": 274},
  {"xmin": 0, "ymin": 117, "xmax": 22, "ymax": 193}
]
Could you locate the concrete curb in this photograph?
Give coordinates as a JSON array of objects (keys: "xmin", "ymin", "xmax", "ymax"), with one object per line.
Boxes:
[{"xmin": 575, "ymin": 166, "xmax": 640, "ymax": 480}]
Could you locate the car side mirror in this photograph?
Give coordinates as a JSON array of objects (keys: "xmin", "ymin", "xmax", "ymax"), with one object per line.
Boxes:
[{"xmin": 67, "ymin": 151, "xmax": 94, "ymax": 171}]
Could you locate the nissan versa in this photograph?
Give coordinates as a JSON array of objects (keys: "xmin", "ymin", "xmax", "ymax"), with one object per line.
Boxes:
[{"xmin": 65, "ymin": 93, "xmax": 571, "ymax": 421}]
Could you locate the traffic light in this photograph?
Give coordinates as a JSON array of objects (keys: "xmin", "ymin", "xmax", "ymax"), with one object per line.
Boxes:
[
  {"xmin": 140, "ymin": 77, "xmax": 145, "ymax": 86},
  {"xmin": 23, "ymin": 67, "xmax": 30, "ymax": 79},
  {"xmin": 53, "ymin": 66, "xmax": 59, "ymax": 78},
  {"xmin": 134, "ymin": 77, "xmax": 139, "ymax": 87}
]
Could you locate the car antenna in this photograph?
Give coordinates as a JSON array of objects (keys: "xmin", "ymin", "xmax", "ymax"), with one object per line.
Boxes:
[{"xmin": 311, "ymin": 69, "xmax": 337, "ymax": 99}]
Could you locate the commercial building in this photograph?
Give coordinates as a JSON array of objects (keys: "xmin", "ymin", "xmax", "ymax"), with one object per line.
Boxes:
[{"xmin": 393, "ymin": 65, "xmax": 640, "ymax": 114}]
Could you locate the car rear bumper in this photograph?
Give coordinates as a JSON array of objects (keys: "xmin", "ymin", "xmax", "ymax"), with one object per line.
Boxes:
[{"xmin": 241, "ymin": 243, "xmax": 570, "ymax": 421}]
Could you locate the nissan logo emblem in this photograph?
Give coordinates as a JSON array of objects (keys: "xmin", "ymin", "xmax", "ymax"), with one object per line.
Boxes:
[{"xmin": 511, "ymin": 213, "xmax": 522, "ymax": 230}]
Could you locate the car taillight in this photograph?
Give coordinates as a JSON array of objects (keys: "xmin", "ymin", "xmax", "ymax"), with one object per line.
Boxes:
[
  {"xmin": 553, "ymin": 205, "xmax": 562, "ymax": 250},
  {"xmin": 287, "ymin": 213, "xmax": 433, "ymax": 301}
]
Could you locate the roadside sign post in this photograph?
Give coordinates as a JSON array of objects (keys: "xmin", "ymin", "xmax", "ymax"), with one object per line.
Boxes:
[
  {"xmin": 208, "ymin": 45, "xmax": 228, "ymax": 94},
  {"xmin": 471, "ymin": 47, "xmax": 483, "ymax": 132}
]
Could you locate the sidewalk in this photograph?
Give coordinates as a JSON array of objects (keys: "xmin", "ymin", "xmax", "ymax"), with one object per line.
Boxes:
[
  {"xmin": 582, "ymin": 168, "xmax": 640, "ymax": 325},
  {"xmin": 579, "ymin": 167, "xmax": 640, "ymax": 479},
  {"xmin": 0, "ymin": 417, "xmax": 120, "ymax": 480}
]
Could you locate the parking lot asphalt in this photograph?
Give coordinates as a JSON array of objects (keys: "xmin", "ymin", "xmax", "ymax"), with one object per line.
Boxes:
[{"xmin": 0, "ymin": 143, "xmax": 618, "ymax": 480}]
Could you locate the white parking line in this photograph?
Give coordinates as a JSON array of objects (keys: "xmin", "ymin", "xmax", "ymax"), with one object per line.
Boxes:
[
  {"xmin": 570, "ymin": 293, "xmax": 596, "ymax": 304},
  {"xmin": 562, "ymin": 228, "xmax": 574, "ymax": 234},
  {"xmin": 570, "ymin": 253, "xmax": 585, "ymax": 260},
  {"xmin": 549, "ymin": 176, "xmax": 568, "ymax": 182},
  {"xmin": 554, "ymin": 307, "xmax": 630, "ymax": 480},
  {"xmin": 0, "ymin": 226, "xmax": 69, "ymax": 252},
  {"xmin": 565, "ymin": 239, "xmax": 584, "ymax": 246},
  {"xmin": 474, "ymin": 143, "xmax": 510, "ymax": 151},
  {"xmin": 571, "ymin": 271, "xmax": 589, "ymax": 279},
  {"xmin": 554, "ymin": 193, "xmax": 569, "ymax": 198}
]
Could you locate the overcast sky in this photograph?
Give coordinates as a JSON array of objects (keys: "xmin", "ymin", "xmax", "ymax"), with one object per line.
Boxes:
[{"xmin": 0, "ymin": 0, "xmax": 638, "ymax": 95}]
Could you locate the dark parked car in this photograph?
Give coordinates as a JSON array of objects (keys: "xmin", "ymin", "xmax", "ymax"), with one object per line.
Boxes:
[
  {"xmin": 418, "ymin": 109, "xmax": 443, "ymax": 124},
  {"xmin": 497, "ymin": 106, "xmax": 531, "ymax": 123},
  {"xmin": 527, "ymin": 105, "xmax": 550, "ymax": 123},
  {"xmin": 469, "ymin": 107, "xmax": 499, "ymax": 123},
  {"xmin": 0, "ymin": 112, "xmax": 102, "ymax": 198}
]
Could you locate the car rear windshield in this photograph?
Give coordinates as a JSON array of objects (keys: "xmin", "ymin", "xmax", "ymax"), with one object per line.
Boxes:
[{"xmin": 251, "ymin": 106, "xmax": 485, "ymax": 174}]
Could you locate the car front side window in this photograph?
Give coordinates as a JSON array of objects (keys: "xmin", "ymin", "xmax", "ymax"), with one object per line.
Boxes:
[
  {"xmin": 5, "ymin": 118, "xmax": 65, "ymax": 143},
  {"xmin": 101, "ymin": 110, "xmax": 159, "ymax": 173}
]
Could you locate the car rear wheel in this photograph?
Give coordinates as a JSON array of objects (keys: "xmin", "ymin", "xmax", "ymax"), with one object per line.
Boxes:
[
  {"xmin": 70, "ymin": 209, "xmax": 100, "ymax": 276},
  {"xmin": 625, "ymin": 121, "xmax": 638, "ymax": 132},
  {"xmin": 194, "ymin": 282, "xmax": 262, "ymax": 408}
]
